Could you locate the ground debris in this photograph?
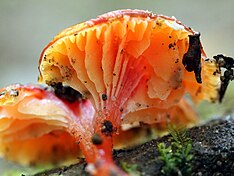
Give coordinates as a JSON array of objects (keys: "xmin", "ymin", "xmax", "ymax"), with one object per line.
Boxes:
[{"xmin": 34, "ymin": 116, "xmax": 234, "ymax": 176}]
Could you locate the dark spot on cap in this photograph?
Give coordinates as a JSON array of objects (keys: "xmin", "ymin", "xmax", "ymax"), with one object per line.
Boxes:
[
  {"xmin": 49, "ymin": 82, "xmax": 82, "ymax": 103},
  {"xmin": 0, "ymin": 91, "xmax": 6, "ymax": 97},
  {"xmin": 101, "ymin": 120, "xmax": 113, "ymax": 136},
  {"xmin": 102, "ymin": 94, "xmax": 107, "ymax": 101},
  {"xmin": 136, "ymin": 103, "xmax": 141, "ymax": 107},
  {"xmin": 168, "ymin": 42, "xmax": 176, "ymax": 49},
  {"xmin": 9, "ymin": 89, "xmax": 19, "ymax": 97},
  {"xmin": 120, "ymin": 108, "xmax": 123, "ymax": 112},
  {"xmin": 182, "ymin": 33, "xmax": 202, "ymax": 83},
  {"xmin": 91, "ymin": 133, "xmax": 103, "ymax": 145},
  {"xmin": 168, "ymin": 43, "xmax": 173, "ymax": 49}
]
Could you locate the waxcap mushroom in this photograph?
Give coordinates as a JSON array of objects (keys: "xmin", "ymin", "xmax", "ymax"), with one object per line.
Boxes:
[
  {"xmin": 0, "ymin": 83, "xmax": 161, "ymax": 173},
  {"xmin": 38, "ymin": 9, "xmax": 232, "ymax": 175},
  {"xmin": 39, "ymin": 9, "xmax": 221, "ymax": 114},
  {"xmin": 0, "ymin": 84, "xmax": 94, "ymax": 165}
]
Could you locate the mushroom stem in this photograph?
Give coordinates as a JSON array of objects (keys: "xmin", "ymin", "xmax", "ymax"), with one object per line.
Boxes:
[
  {"xmin": 86, "ymin": 112, "xmax": 127, "ymax": 176},
  {"xmin": 86, "ymin": 133, "xmax": 127, "ymax": 176},
  {"xmin": 71, "ymin": 122, "xmax": 127, "ymax": 176},
  {"xmin": 66, "ymin": 102, "xmax": 127, "ymax": 175}
]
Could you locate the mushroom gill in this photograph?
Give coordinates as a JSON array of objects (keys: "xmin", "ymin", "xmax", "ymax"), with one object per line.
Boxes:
[
  {"xmin": 0, "ymin": 84, "xmax": 95, "ymax": 165},
  {"xmin": 38, "ymin": 9, "xmax": 225, "ymax": 176}
]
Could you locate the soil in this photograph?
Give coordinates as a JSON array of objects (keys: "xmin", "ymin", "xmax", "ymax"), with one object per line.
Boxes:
[{"xmin": 34, "ymin": 115, "xmax": 234, "ymax": 176}]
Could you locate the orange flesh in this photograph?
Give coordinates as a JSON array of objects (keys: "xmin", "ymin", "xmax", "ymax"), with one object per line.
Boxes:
[
  {"xmin": 0, "ymin": 84, "xmax": 95, "ymax": 165},
  {"xmin": 0, "ymin": 130, "xmax": 80, "ymax": 166},
  {"xmin": 0, "ymin": 84, "xmax": 127, "ymax": 175},
  {"xmin": 39, "ymin": 10, "xmax": 219, "ymax": 109},
  {"xmin": 38, "ymin": 10, "xmax": 221, "ymax": 176}
]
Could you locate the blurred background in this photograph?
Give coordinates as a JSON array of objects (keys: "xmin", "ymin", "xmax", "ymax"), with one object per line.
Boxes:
[{"xmin": 0, "ymin": 0, "xmax": 234, "ymax": 175}]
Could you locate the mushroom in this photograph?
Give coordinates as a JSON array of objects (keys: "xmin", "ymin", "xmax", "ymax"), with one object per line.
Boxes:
[
  {"xmin": 0, "ymin": 83, "xmax": 95, "ymax": 165},
  {"xmin": 38, "ymin": 9, "xmax": 228, "ymax": 175},
  {"xmin": 0, "ymin": 83, "xmax": 156, "ymax": 168}
]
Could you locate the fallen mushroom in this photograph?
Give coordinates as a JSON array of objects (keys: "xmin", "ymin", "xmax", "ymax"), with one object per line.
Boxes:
[
  {"xmin": 0, "ymin": 83, "xmax": 95, "ymax": 165},
  {"xmin": 0, "ymin": 83, "xmax": 162, "ymax": 169},
  {"xmin": 38, "ymin": 9, "xmax": 233, "ymax": 175}
]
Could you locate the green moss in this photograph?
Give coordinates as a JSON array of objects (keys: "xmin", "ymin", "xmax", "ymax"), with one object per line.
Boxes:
[
  {"xmin": 120, "ymin": 161, "xmax": 140, "ymax": 176},
  {"xmin": 157, "ymin": 127, "xmax": 193, "ymax": 176}
]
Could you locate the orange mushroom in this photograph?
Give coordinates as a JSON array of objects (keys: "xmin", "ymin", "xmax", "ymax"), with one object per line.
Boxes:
[
  {"xmin": 38, "ymin": 9, "xmax": 232, "ymax": 175},
  {"xmin": 0, "ymin": 83, "xmax": 95, "ymax": 165}
]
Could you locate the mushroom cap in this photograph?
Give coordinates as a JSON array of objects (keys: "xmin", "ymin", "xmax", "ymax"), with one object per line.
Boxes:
[
  {"xmin": 0, "ymin": 84, "xmax": 84, "ymax": 165},
  {"xmin": 39, "ymin": 9, "xmax": 221, "ymax": 125}
]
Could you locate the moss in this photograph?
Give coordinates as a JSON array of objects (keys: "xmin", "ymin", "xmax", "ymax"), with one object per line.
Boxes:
[
  {"xmin": 157, "ymin": 127, "xmax": 193, "ymax": 176},
  {"xmin": 120, "ymin": 161, "xmax": 140, "ymax": 176}
]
